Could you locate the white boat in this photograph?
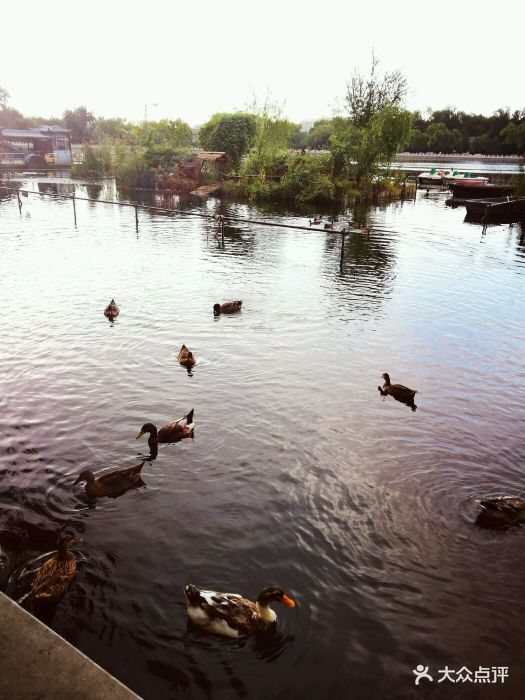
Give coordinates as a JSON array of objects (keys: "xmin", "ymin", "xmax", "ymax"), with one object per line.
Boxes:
[{"xmin": 417, "ymin": 168, "xmax": 450, "ymax": 185}]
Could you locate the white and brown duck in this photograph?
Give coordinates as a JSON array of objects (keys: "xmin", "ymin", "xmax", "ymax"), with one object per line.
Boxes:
[{"xmin": 184, "ymin": 584, "xmax": 295, "ymax": 637}]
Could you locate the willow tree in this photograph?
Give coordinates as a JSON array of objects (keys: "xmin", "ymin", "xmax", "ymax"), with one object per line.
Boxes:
[{"xmin": 331, "ymin": 55, "xmax": 412, "ymax": 182}]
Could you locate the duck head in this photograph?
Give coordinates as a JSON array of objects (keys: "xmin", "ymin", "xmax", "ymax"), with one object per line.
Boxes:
[
  {"xmin": 136, "ymin": 423, "xmax": 158, "ymax": 441},
  {"xmin": 57, "ymin": 533, "xmax": 77, "ymax": 559},
  {"xmin": 213, "ymin": 303, "xmax": 222, "ymax": 315},
  {"xmin": 382, "ymin": 372, "xmax": 391, "ymax": 385},
  {"xmin": 74, "ymin": 469, "xmax": 95, "ymax": 485},
  {"xmin": 256, "ymin": 586, "xmax": 295, "ymax": 622}
]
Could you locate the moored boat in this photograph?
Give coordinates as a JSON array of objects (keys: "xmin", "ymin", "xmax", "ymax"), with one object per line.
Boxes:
[
  {"xmin": 417, "ymin": 168, "xmax": 449, "ymax": 185},
  {"xmin": 449, "ymin": 182, "xmax": 512, "ymax": 199},
  {"xmin": 465, "ymin": 196, "xmax": 525, "ymax": 223},
  {"xmin": 443, "ymin": 170, "xmax": 489, "ymax": 186}
]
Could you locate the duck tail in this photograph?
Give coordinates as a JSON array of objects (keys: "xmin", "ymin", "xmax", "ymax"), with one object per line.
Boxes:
[
  {"xmin": 185, "ymin": 408, "xmax": 194, "ymax": 425},
  {"xmin": 134, "ymin": 460, "xmax": 146, "ymax": 474}
]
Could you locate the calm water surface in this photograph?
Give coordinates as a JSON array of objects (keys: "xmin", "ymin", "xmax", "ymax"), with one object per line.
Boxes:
[{"xmin": 1, "ymin": 182, "xmax": 525, "ymax": 699}]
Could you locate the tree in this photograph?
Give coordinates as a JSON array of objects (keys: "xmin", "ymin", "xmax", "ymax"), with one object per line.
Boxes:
[
  {"xmin": 331, "ymin": 105, "xmax": 412, "ymax": 182},
  {"xmin": 0, "ymin": 86, "xmax": 10, "ymax": 110},
  {"xmin": 198, "ymin": 113, "xmax": 257, "ymax": 169},
  {"xmin": 426, "ymin": 123, "xmax": 463, "ymax": 152},
  {"xmin": 306, "ymin": 119, "xmax": 335, "ymax": 150},
  {"xmin": 91, "ymin": 117, "xmax": 130, "ymax": 143},
  {"xmin": 344, "ymin": 53, "xmax": 408, "ymax": 128},
  {"xmin": 63, "ymin": 106, "xmax": 96, "ymax": 142}
]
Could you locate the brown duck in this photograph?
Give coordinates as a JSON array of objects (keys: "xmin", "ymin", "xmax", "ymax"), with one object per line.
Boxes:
[
  {"xmin": 378, "ymin": 372, "xmax": 417, "ymax": 402},
  {"xmin": 136, "ymin": 409, "xmax": 195, "ymax": 451},
  {"xmin": 184, "ymin": 584, "xmax": 295, "ymax": 638},
  {"xmin": 213, "ymin": 300, "xmax": 242, "ymax": 315},
  {"xmin": 477, "ymin": 497, "xmax": 525, "ymax": 526},
  {"xmin": 74, "ymin": 460, "xmax": 145, "ymax": 498},
  {"xmin": 178, "ymin": 344, "xmax": 196, "ymax": 368},
  {"xmin": 104, "ymin": 299, "xmax": 119, "ymax": 319},
  {"xmin": 31, "ymin": 534, "xmax": 77, "ymax": 601}
]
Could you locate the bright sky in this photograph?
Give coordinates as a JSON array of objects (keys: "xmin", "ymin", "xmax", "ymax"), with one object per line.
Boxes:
[{"xmin": 1, "ymin": 0, "xmax": 523, "ymax": 126}]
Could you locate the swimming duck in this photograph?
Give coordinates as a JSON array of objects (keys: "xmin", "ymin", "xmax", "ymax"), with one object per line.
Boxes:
[
  {"xmin": 378, "ymin": 372, "xmax": 417, "ymax": 402},
  {"xmin": 104, "ymin": 299, "xmax": 119, "ymax": 319},
  {"xmin": 136, "ymin": 409, "xmax": 195, "ymax": 451},
  {"xmin": 184, "ymin": 584, "xmax": 295, "ymax": 638},
  {"xmin": 309, "ymin": 216, "xmax": 322, "ymax": 226},
  {"xmin": 178, "ymin": 344, "xmax": 196, "ymax": 368},
  {"xmin": 324, "ymin": 222, "xmax": 333, "ymax": 230},
  {"xmin": 477, "ymin": 497, "xmax": 525, "ymax": 525},
  {"xmin": 213, "ymin": 301, "xmax": 242, "ymax": 315},
  {"xmin": 31, "ymin": 534, "xmax": 77, "ymax": 601},
  {"xmin": 74, "ymin": 460, "xmax": 145, "ymax": 498}
]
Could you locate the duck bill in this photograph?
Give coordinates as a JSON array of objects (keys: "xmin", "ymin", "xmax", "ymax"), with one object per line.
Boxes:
[
  {"xmin": 281, "ymin": 594, "xmax": 295, "ymax": 608},
  {"xmin": 136, "ymin": 430, "xmax": 145, "ymax": 440}
]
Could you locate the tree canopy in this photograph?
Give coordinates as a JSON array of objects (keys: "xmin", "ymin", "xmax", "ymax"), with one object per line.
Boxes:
[{"xmin": 198, "ymin": 113, "xmax": 257, "ymax": 169}]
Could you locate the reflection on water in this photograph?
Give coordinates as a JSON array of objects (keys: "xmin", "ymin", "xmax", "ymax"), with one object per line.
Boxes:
[{"xmin": 1, "ymin": 182, "xmax": 525, "ymax": 699}]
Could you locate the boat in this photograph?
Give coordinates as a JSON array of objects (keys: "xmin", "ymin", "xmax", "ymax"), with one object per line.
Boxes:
[
  {"xmin": 417, "ymin": 168, "xmax": 449, "ymax": 185},
  {"xmin": 442, "ymin": 171, "xmax": 489, "ymax": 186},
  {"xmin": 449, "ymin": 182, "xmax": 512, "ymax": 199},
  {"xmin": 465, "ymin": 196, "xmax": 525, "ymax": 223}
]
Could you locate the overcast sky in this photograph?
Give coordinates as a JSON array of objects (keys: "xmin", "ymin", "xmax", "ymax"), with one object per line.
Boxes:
[{"xmin": 1, "ymin": 0, "xmax": 523, "ymax": 126}]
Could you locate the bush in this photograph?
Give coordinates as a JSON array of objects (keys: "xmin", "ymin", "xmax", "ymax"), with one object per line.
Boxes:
[
  {"xmin": 71, "ymin": 144, "xmax": 112, "ymax": 178},
  {"xmin": 114, "ymin": 148, "xmax": 156, "ymax": 189}
]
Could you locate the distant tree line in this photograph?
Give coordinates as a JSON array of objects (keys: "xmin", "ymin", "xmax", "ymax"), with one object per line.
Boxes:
[{"xmin": 303, "ymin": 108, "xmax": 525, "ymax": 155}]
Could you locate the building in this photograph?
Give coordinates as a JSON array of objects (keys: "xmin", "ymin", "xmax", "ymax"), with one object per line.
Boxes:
[{"xmin": 0, "ymin": 125, "xmax": 72, "ymax": 166}]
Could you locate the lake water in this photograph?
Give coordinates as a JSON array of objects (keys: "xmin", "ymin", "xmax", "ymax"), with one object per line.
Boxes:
[{"xmin": 1, "ymin": 181, "xmax": 525, "ymax": 699}]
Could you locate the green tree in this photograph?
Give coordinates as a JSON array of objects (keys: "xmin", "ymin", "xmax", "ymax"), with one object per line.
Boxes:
[
  {"xmin": 344, "ymin": 54, "xmax": 408, "ymax": 128},
  {"xmin": 91, "ymin": 117, "xmax": 130, "ymax": 143},
  {"xmin": 306, "ymin": 119, "xmax": 335, "ymax": 149},
  {"xmin": 331, "ymin": 105, "xmax": 411, "ymax": 182},
  {"xmin": 406, "ymin": 127, "xmax": 429, "ymax": 152},
  {"xmin": 426, "ymin": 123, "xmax": 463, "ymax": 152},
  {"xmin": 500, "ymin": 122, "xmax": 525, "ymax": 154},
  {"xmin": 63, "ymin": 106, "xmax": 95, "ymax": 142},
  {"xmin": 198, "ymin": 112, "xmax": 257, "ymax": 169}
]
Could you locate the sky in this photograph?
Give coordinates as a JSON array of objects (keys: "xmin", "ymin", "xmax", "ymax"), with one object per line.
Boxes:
[{"xmin": 1, "ymin": 0, "xmax": 523, "ymax": 126}]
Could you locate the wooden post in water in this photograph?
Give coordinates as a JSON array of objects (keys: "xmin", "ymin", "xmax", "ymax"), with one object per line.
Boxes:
[
  {"xmin": 72, "ymin": 194, "xmax": 77, "ymax": 226},
  {"xmin": 17, "ymin": 189, "xmax": 22, "ymax": 213},
  {"xmin": 135, "ymin": 204, "xmax": 139, "ymax": 230},
  {"xmin": 340, "ymin": 232, "xmax": 346, "ymax": 270},
  {"xmin": 221, "ymin": 216, "xmax": 225, "ymax": 247}
]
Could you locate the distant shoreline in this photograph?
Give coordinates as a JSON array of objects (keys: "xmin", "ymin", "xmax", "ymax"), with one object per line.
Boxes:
[{"xmin": 396, "ymin": 153, "xmax": 522, "ymax": 163}]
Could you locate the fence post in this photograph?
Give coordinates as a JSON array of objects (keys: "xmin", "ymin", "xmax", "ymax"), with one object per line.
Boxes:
[
  {"xmin": 17, "ymin": 189, "xmax": 22, "ymax": 213},
  {"xmin": 135, "ymin": 204, "xmax": 139, "ymax": 230},
  {"xmin": 340, "ymin": 232, "xmax": 346, "ymax": 270},
  {"xmin": 221, "ymin": 216, "xmax": 225, "ymax": 247},
  {"xmin": 72, "ymin": 194, "xmax": 77, "ymax": 226}
]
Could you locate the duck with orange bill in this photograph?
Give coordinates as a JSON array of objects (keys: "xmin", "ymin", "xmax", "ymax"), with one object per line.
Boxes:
[{"xmin": 184, "ymin": 584, "xmax": 295, "ymax": 637}]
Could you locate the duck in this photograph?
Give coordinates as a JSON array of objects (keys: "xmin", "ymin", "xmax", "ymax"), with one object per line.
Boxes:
[
  {"xmin": 184, "ymin": 584, "xmax": 295, "ymax": 638},
  {"xmin": 136, "ymin": 409, "xmax": 195, "ymax": 451},
  {"xmin": 309, "ymin": 216, "xmax": 322, "ymax": 226},
  {"xmin": 104, "ymin": 298, "xmax": 119, "ymax": 319},
  {"xmin": 323, "ymin": 222, "xmax": 333, "ymax": 230},
  {"xmin": 213, "ymin": 300, "xmax": 242, "ymax": 316},
  {"xmin": 476, "ymin": 496, "xmax": 525, "ymax": 526},
  {"xmin": 31, "ymin": 534, "xmax": 77, "ymax": 601},
  {"xmin": 178, "ymin": 344, "xmax": 196, "ymax": 368},
  {"xmin": 378, "ymin": 372, "xmax": 417, "ymax": 403},
  {"xmin": 74, "ymin": 460, "xmax": 145, "ymax": 498}
]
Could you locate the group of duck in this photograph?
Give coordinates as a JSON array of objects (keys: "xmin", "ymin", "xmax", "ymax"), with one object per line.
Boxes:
[
  {"xmin": 27, "ymin": 295, "xmax": 295, "ymax": 639},
  {"xmin": 24, "ymin": 299, "xmax": 524, "ymax": 638}
]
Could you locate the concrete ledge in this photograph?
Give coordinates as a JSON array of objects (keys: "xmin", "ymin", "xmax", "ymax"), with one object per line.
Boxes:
[{"xmin": 0, "ymin": 592, "xmax": 141, "ymax": 700}]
